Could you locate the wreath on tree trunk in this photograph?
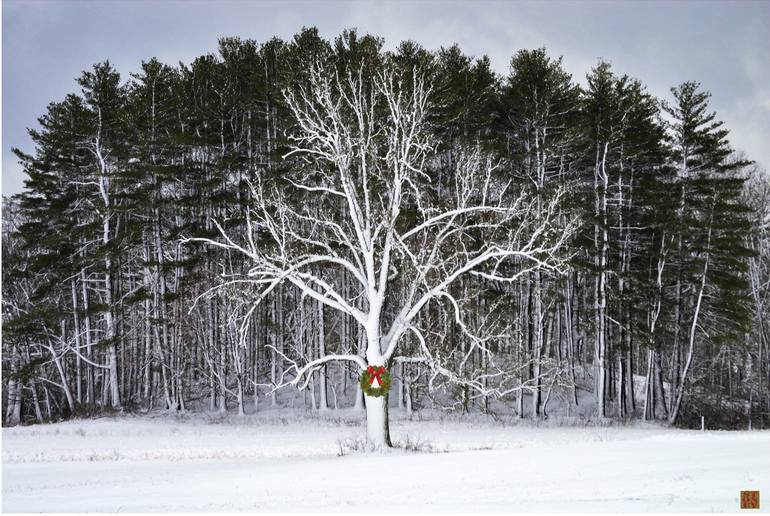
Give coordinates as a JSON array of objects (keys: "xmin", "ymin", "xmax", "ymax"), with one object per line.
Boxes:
[{"xmin": 360, "ymin": 365, "xmax": 391, "ymax": 397}]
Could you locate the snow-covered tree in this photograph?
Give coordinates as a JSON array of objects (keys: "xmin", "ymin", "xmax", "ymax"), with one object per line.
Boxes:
[{"xmin": 190, "ymin": 60, "xmax": 574, "ymax": 445}]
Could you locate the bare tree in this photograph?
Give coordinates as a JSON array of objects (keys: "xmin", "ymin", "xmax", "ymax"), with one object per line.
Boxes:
[{"xmin": 186, "ymin": 62, "xmax": 576, "ymax": 446}]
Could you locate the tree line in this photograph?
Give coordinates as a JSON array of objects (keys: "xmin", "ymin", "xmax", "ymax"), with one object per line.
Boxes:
[{"xmin": 3, "ymin": 28, "xmax": 768, "ymax": 431}]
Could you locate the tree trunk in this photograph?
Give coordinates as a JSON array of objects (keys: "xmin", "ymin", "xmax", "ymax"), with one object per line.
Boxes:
[
  {"xmin": 643, "ymin": 348, "xmax": 654, "ymax": 420},
  {"xmin": 669, "ymin": 243, "xmax": 710, "ymax": 424},
  {"xmin": 30, "ymin": 381, "xmax": 44, "ymax": 423},
  {"xmin": 317, "ymin": 298, "xmax": 329, "ymax": 411},
  {"xmin": 364, "ymin": 394, "xmax": 391, "ymax": 447},
  {"xmin": 80, "ymin": 266, "xmax": 95, "ymax": 407},
  {"xmin": 595, "ymin": 142, "xmax": 609, "ymax": 418},
  {"xmin": 353, "ymin": 331, "xmax": 365, "ymax": 411},
  {"xmin": 71, "ymin": 280, "xmax": 83, "ymax": 405},
  {"xmin": 404, "ymin": 371, "xmax": 413, "ymax": 416},
  {"xmin": 531, "ymin": 271, "xmax": 543, "ymax": 417},
  {"xmin": 5, "ymin": 349, "xmax": 21, "ymax": 426}
]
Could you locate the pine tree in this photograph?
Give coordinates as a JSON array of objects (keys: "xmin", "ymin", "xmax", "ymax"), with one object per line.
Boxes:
[{"xmin": 664, "ymin": 82, "xmax": 753, "ymax": 423}]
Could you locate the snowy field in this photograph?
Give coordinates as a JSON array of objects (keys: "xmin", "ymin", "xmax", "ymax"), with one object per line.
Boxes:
[{"xmin": 2, "ymin": 410, "xmax": 768, "ymax": 512}]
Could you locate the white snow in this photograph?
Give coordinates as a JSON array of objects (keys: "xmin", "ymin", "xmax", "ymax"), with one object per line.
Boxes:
[{"xmin": 2, "ymin": 410, "xmax": 768, "ymax": 512}]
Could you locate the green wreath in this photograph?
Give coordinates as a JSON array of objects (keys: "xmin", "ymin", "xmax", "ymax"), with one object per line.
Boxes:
[{"xmin": 360, "ymin": 365, "xmax": 392, "ymax": 397}]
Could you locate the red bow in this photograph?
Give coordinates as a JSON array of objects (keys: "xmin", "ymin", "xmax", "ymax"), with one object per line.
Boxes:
[{"xmin": 367, "ymin": 365, "xmax": 385, "ymax": 387}]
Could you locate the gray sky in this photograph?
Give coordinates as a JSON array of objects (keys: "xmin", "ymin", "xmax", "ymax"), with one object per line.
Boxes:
[{"xmin": 3, "ymin": 0, "xmax": 769, "ymax": 195}]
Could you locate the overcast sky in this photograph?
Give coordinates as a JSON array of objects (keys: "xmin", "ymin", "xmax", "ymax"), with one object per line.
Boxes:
[{"xmin": 3, "ymin": 0, "xmax": 769, "ymax": 195}]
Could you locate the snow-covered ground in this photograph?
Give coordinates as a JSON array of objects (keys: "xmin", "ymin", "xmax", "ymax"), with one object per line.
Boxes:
[{"xmin": 2, "ymin": 409, "xmax": 768, "ymax": 512}]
